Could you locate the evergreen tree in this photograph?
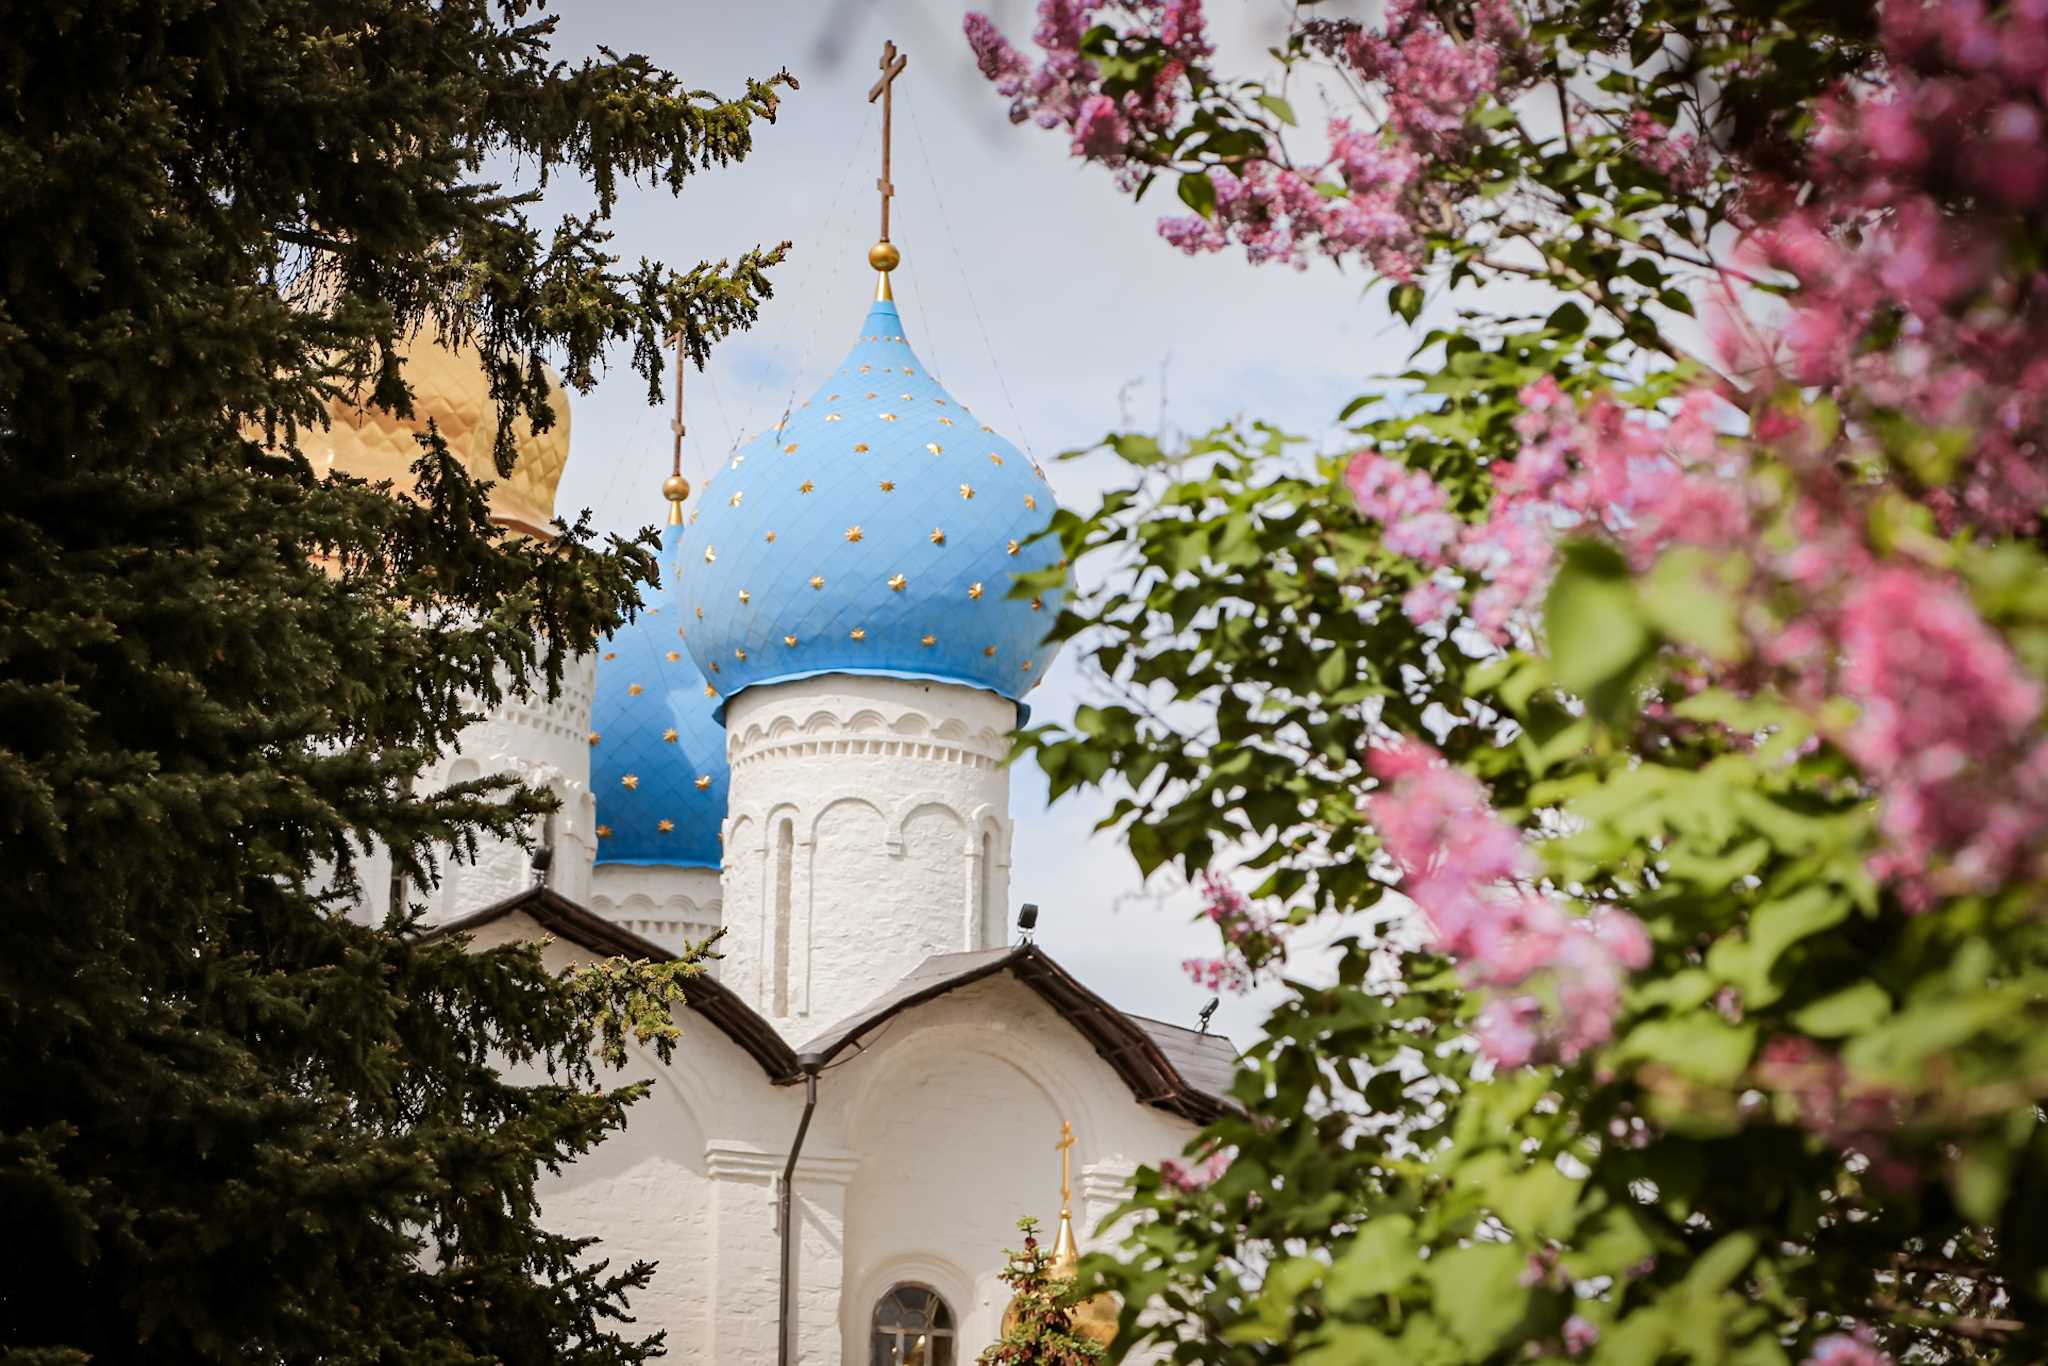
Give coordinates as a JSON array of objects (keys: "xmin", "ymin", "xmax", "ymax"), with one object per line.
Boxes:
[
  {"xmin": 978, "ymin": 1219, "xmax": 1107, "ymax": 1366},
  {"xmin": 0, "ymin": 3, "xmax": 791, "ymax": 1362}
]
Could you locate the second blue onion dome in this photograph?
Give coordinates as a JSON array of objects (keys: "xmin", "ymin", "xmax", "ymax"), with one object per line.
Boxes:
[
  {"xmin": 588, "ymin": 521, "xmax": 729, "ymax": 868},
  {"xmin": 679, "ymin": 295, "xmax": 1067, "ymax": 712}
]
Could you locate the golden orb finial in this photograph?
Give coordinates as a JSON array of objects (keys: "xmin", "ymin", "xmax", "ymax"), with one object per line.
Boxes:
[
  {"xmin": 999, "ymin": 1121, "xmax": 1120, "ymax": 1347},
  {"xmin": 664, "ymin": 473, "xmax": 690, "ymax": 525},
  {"xmin": 869, "ymin": 240, "xmax": 901, "ymax": 302}
]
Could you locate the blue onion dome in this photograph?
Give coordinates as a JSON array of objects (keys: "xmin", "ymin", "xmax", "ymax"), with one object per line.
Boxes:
[
  {"xmin": 589, "ymin": 521, "xmax": 729, "ymax": 868},
  {"xmin": 678, "ymin": 295, "xmax": 1067, "ymax": 713}
]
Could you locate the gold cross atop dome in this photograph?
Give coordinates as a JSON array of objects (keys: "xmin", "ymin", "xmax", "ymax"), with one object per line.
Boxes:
[
  {"xmin": 1056, "ymin": 1119, "xmax": 1076, "ymax": 1211},
  {"xmin": 866, "ymin": 39, "xmax": 908, "ymax": 300}
]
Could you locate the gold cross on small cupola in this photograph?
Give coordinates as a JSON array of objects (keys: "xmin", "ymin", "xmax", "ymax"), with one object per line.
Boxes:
[{"xmin": 867, "ymin": 38, "xmax": 909, "ymax": 300}]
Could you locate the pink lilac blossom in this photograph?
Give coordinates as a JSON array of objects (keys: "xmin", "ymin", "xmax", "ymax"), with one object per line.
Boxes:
[
  {"xmin": 962, "ymin": 1, "xmax": 1208, "ymax": 171},
  {"xmin": 1625, "ymin": 109, "xmax": 1708, "ymax": 191},
  {"xmin": 1344, "ymin": 385, "xmax": 1749, "ymax": 645},
  {"xmin": 1837, "ymin": 568, "xmax": 2048, "ymax": 905},
  {"xmin": 1181, "ymin": 871, "xmax": 1288, "ymax": 994},
  {"xmin": 1803, "ymin": 1329, "xmax": 1892, "ymax": 1366},
  {"xmin": 1366, "ymin": 739, "xmax": 1650, "ymax": 1067},
  {"xmin": 1160, "ymin": 1146, "xmax": 1231, "ymax": 1193},
  {"xmin": 1563, "ymin": 1316, "xmax": 1600, "ymax": 1356}
]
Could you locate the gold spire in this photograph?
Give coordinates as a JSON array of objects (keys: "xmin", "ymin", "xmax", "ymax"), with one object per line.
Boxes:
[
  {"xmin": 999, "ymin": 1121, "xmax": 1119, "ymax": 1346},
  {"xmin": 867, "ymin": 39, "xmax": 908, "ymax": 300},
  {"xmin": 665, "ymin": 327, "xmax": 690, "ymax": 523},
  {"xmin": 1051, "ymin": 1120, "xmax": 1080, "ymax": 1272}
]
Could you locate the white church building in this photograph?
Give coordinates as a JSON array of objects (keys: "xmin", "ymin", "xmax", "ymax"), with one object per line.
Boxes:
[{"xmin": 327, "ymin": 209, "xmax": 1237, "ymax": 1359}]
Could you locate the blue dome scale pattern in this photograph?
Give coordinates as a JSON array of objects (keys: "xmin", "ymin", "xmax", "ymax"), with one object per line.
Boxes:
[
  {"xmin": 679, "ymin": 297, "xmax": 1066, "ymax": 713},
  {"xmin": 588, "ymin": 523, "xmax": 730, "ymax": 868}
]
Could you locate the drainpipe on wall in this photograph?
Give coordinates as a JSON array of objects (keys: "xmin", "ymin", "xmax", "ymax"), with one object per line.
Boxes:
[{"xmin": 778, "ymin": 1052, "xmax": 825, "ymax": 1366}]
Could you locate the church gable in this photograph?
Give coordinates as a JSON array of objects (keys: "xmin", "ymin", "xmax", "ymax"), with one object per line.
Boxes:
[{"xmin": 797, "ymin": 945, "xmax": 1236, "ymax": 1124}]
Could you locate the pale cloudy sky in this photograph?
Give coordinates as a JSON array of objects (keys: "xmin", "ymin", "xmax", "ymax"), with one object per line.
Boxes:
[{"xmin": 534, "ymin": 0, "xmax": 1400, "ymax": 1044}]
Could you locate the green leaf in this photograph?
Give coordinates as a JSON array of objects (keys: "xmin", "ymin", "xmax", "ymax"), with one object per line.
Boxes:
[
  {"xmin": 1256, "ymin": 92, "xmax": 1299, "ymax": 126},
  {"xmin": 1617, "ymin": 1015, "xmax": 1757, "ymax": 1087},
  {"xmin": 1790, "ymin": 981, "xmax": 1892, "ymax": 1038},
  {"xmin": 1326, "ymin": 1215, "xmax": 1419, "ymax": 1304},
  {"xmin": 1177, "ymin": 169, "xmax": 1218, "ymax": 218},
  {"xmin": 1424, "ymin": 1243, "xmax": 1531, "ymax": 1357},
  {"xmin": 1545, "ymin": 539, "xmax": 1652, "ymax": 703},
  {"xmin": 1389, "ymin": 282, "xmax": 1425, "ymax": 323}
]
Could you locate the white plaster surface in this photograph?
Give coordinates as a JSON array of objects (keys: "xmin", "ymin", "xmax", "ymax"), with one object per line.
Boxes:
[
  {"xmin": 719, "ymin": 673, "xmax": 1017, "ymax": 1026},
  {"xmin": 591, "ymin": 863, "xmax": 725, "ymax": 970}
]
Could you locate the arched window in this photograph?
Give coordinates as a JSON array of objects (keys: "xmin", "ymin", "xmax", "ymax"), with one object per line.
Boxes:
[{"xmin": 869, "ymin": 1283, "xmax": 954, "ymax": 1365}]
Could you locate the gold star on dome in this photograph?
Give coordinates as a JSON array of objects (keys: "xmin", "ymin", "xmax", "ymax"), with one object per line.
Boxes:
[
  {"xmin": 939, "ymin": 417, "xmax": 955, "ymax": 427},
  {"xmin": 809, "ymin": 575, "xmax": 826, "ymax": 589},
  {"xmin": 709, "ymin": 660, "xmax": 720, "ymax": 673},
  {"xmin": 879, "ymin": 412, "xmax": 897, "ymax": 422},
  {"xmin": 731, "ymin": 455, "xmax": 745, "ymax": 469},
  {"xmin": 983, "ymin": 644, "xmax": 999, "ymax": 657},
  {"xmin": 703, "ymin": 682, "xmax": 717, "ymax": 698},
  {"xmin": 735, "ymin": 647, "xmax": 747, "ymax": 661},
  {"xmin": 596, "ymin": 823, "xmax": 613, "ymax": 839},
  {"xmin": 1006, "ymin": 540, "xmax": 1020, "ymax": 556},
  {"xmin": 784, "ymin": 442, "xmax": 800, "ymax": 453},
  {"xmin": 588, "ymin": 731, "xmax": 602, "ymax": 746},
  {"xmin": 658, "ymin": 818, "xmax": 675, "ymax": 833},
  {"xmin": 865, "ymin": 391, "xmax": 877, "ymax": 399},
  {"xmin": 968, "ymin": 582, "xmax": 984, "ymax": 600},
  {"xmin": 663, "ymin": 728, "xmax": 679, "ymax": 743},
  {"xmin": 799, "ymin": 480, "xmax": 814, "ymax": 494},
  {"xmin": 784, "ymin": 634, "xmax": 799, "ymax": 647},
  {"xmin": 665, "ymin": 650, "xmax": 681, "ymax": 661},
  {"xmin": 900, "ymin": 393, "xmax": 913, "ymax": 401},
  {"xmin": 1021, "ymin": 660, "xmax": 1033, "ymax": 672},
  {"xmin": 847, "ymin": 627, "xmax": 866, "ymax": 642},
  {"xmin": 981, "ymin": 424, "xmax": 994, "ymax": 432},
  {"xmin": 628, "ymin": 683, "xmax": 644, "ymax": 696},
  {"xmin": 920, "ymin": 633, "xmax": 936, "ymax": 647},
  {"xmin": 765, "ymin": 531, "xmax": 777, "ymax": 543},
  {"xmin": 1030, "ymin": 596, "xmax": 1044, "ymax": 612},
  {"xmin": 888, "ymin": 573, "xmax": 907, "ymax": 592},
  {"xmin": 677, "ymin": 625, "xmax": 687, "ymax": 639},
  {"xmin": 860, "ymin": 364, "xmax": 872, "ymax": 373},
  {"xmin": 622, "ymin": 774, "xmax": 640, "ymax": 790},
  {"xmin": 854, "ymin": 442, "xmax": 870, "ymax": 453},
  {"xmin": 826, "ymin": 413, "xmax": 842, "ymax": 422},
  {"xmin": 695, "ymin": 775, "xmax": 713, "ymax": 790},
  {"xmin": 695, "ymin": 606, "xmax": 705, "ymax": 619},
  {"xmin": 846, "ymin": 526, "xmax": 864, "ymax": 542},
  {"xmin": 603, "ymin": 651, "xmax": 617, "ymax": 661},
  {"xmin": 1024, "ymin": 494, "xmax": 1037, "ymax": 510},
  {"xmin": 924, "ymin": 442, "xmax": 942, "ymax": 456},
  {"xmin": 730, "ymin": 491, "xmax": 744, "ymax": 507},
  {"xmin": 880, "ymin": 480, "xmax": 895, "ymax": 492},
  {"xmin": 934, "ymin": 397, "xmax": 946, "ymax": 405},
  {"xmin": 989, "ymin": 452, "xmax": 1004, "ymax": 466},
  {"xmin": 829, "ymin": 393, "xmax": 840, "ymax": 401},
  {"xmin": 704, "ymin": 546, "xmax": 717, "ymax": 563},
  {"xmin": 738, "ymin": 589, "xmax": 750, "ymax": 604},
  {"xmin": 930, "ymin": 528, "xmax": 946, "ymax": 545},
  {"xmin": 960, "ymin": 484, "xmax": 975, "ymax": 500}
]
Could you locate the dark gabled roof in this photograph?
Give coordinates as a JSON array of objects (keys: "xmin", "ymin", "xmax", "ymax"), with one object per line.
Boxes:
[
  {"xmin": 797, "ymin": 945, "xmax": 1236, "ymax": 1125},
  {"xmin": 422, "ymin": 885, "xmax": 799, "ymax": 1082}
]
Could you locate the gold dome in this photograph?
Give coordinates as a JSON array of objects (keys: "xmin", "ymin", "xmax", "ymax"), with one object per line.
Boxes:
[{"xmin": 309, "ymin": 327, "xmax": 570, "ymax": 537}]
